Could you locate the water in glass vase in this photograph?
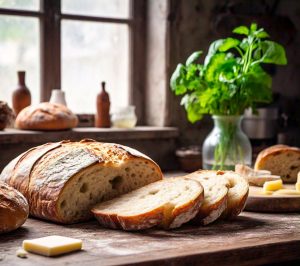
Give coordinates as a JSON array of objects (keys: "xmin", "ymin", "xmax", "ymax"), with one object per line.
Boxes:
[
  {"xmin": 202, "ymin": 115, "xmax": 252, "ymax": 170},
  {"xmin": 203, "ymin": 162, "xmax": 236, "ymax": 171}
]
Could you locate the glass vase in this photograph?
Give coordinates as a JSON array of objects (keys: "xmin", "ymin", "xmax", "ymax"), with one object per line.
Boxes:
[{"xmin": 202, "ymin": 115, "xmax": 252, "ymax": 170}]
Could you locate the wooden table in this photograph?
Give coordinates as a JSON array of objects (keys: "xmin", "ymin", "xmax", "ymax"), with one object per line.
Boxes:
[{"xmin": 1, "ymin": 212, "xmax": 300, "ymax": 266}]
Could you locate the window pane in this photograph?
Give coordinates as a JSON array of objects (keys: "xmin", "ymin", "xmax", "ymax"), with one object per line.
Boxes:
[
  {"xmin": 62, "ymin": 20, "xmax": 129, "ymax": 113},
  {"xmin": 0, "ymin": 15, "xmax": 40, "ymax": 107},
  {"xmin": 0, "ymin": 0, "xmax": 39, "ymax": 11},
  {"xmin": 62, "ymin": 0, "xmax": 130, "ymax": 19}
]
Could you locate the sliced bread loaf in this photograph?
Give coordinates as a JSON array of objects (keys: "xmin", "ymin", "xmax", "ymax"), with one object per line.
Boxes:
[
  {"xmin": 186, "ymin": 170, "xmax": 229, "ymax": 225},
  {"xmin": 91, "ymin": 177, "xmax": 204, "ymax": 230},
  {"xmin": 254, "ymin": 145, "xmax": 300, "ymax": 183},
  {"xmin": 0, "ymin": 139, "xmax": 162, "ymax": 224}
]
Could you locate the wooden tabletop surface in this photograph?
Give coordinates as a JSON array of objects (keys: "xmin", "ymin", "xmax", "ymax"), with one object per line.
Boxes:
[{"xmin": 1, "ymin": 212, "xmax": 300, "ymax": 266}]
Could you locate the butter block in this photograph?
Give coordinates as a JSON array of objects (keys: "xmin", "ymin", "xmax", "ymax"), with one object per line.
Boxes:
[
  {"xmin": 273, "ymin": 189, "xmax": 300, "ymax": 196},
  {"xmin": 263, "ymin": 179, "xmax": 283, "ymax": 192},
  {"xmin": 23, "ymin": 235, "xmax": 82, "ymax": 257},
  {"xmin": 295, "ymin": 182, "xmax": 300, "ymax": 192}
]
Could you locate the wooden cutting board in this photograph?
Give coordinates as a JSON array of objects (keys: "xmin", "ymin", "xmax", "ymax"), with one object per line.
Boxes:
[{"xmin": 245, "ymin": 184, "xmax": 300, "ymax": 212}]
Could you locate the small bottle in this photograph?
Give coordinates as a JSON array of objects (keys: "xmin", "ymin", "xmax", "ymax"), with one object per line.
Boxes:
[
  {"xmin": 12, "ymin": 71, "xmax": 31, "ymax": 115},
  {"xmin": 95, "ymin": 81, "xmax": 110, "ymax": 128}
]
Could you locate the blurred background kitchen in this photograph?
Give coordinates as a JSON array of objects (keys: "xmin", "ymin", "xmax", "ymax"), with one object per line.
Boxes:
[{"xmin": 0, "ymin": 0, "xmax": 299, "ymax": 172}]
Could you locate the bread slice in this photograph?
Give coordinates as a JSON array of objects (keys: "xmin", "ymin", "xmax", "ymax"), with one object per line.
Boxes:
[
  {"xmin": 216, "ymin": 171, "xmax": 249, "ymax": 219},
  {"xmin": 235, "ymin": 164, "xmax": 271, "ymax": 177},
  {"xmin": 0, "ymin": 139, "xmax": 163, "ymax": 224},
  {"xmin": 186, "ymin": 170, "xmax": 229, "ymax": 225},
  {"xmin": 255, "ymin": 145, "xmax": 300, "ymax": 183},
  {"xmin": 92, "ymin": 177, "xmax": 204, "ymax": 230},
  {"xmin": 235, "ymin": 164, "xmax": 281, "ymax": 187}
]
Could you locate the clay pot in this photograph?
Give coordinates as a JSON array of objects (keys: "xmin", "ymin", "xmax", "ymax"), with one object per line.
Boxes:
[
  {"xmin": 176, "ymin": 146, "xmax": 202, "ymax": 172},
  {"xmin": 95, "ymin": 82, "xmax": 110, "ymax": 128},
  {"xmin": 12, "ymin": 71, "xmax": 31, "ymax": 115}
]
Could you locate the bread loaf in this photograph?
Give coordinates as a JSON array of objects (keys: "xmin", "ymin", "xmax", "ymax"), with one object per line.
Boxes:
[
  {"xmin": 92, "ymin": 177, "xmax": 204, "ymax": 230},
  {"xmin": 187, "ymin": 170, "xmax": 229, "ymax": 225},
  {"xmin": 0, "ymin": 181, "xmax": 29, "ymax": 234},
  {"xmin": 255, "ymin": 145, "xmax": 300, "ymax": 183},
  {"xmin": 15, "ymin": 102, "xmax": 78, "ymax": 130},
  {"xmin": 0, "ymin": 139, "xmax": 162, "ymax": 224}
]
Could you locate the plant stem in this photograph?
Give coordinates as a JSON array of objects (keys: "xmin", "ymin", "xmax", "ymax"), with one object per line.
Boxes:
[{"xmin": 212, "ymin": 117, "xmax": 245, "ymax": 170}]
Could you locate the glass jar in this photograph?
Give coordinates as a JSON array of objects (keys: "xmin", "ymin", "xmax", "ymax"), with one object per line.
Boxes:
[
  {"xmin": 111, "ymin": 105, "xmax": 137, "ymax": 128},
  {"xmin": 202, "ymin": 115, "xmax": 252, "ymax": 170}
]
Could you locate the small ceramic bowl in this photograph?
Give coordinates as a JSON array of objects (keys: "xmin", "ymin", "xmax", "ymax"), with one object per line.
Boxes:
[{"xmin": 175, "ymin": 146, "xmax": 202, "ymax": 172}]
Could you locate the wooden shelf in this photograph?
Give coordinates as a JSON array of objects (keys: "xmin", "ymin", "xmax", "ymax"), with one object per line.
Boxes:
[
  {"xmin": 0, "ymin": 127, "xmax": 179, "ymax": 144},
  {"xmin": 0, "ymin": 127, "xmax": 179, "ymax": 172}
]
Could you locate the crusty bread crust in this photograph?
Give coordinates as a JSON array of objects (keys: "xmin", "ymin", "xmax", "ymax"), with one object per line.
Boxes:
[
  {"xmin": 94, "ymin": 205, "xmax": 165, "ymax": 230},
  {"xmin": 0, "ymin": 139, "xmax": 163, "ymax": 224},
  {"xmin": 255, "ymin": 145, "xmax": 290, "ymax": 166},
  {"xmin": 92, "ymin": 177, "xmax": 204, "ymax": 230},
  {"xmin": 1, "ymin": 143, "xmax": 61, "ymax": 199},
  {"xmin": 15, "ymin": 102, "xmax": 78, "ymax": 130},
  {"xmin": 0, "ymin": 181, "xmax": 29, "ymax": 234},
  {"xmin": 29, "ymin": 141, "xmax": 100, "ymax": 221},
  {"xmin": 255, "ymin": 145, "xmax": 300, "ymax": 183},
  {"xmin": 167, "ymin": 182, "xmax": 204, "ymax": 229}
]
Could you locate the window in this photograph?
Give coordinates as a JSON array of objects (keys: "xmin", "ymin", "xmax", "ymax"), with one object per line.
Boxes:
[
  {"xmin": 61, "ymin": 0, "xmax": 130, "ymax": 113},
  {"xmin": 0, "ymin": 0, "xmax": 40, "ymax": 105},
  {"xmin": 0, "ymin": 0, "xmax": 141, "ymax": 114}
]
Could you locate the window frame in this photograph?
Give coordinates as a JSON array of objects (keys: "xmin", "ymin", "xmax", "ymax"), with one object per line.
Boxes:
[{"xmin": 0, "ymin": 0, "xmax": 146, "ymax": 122}]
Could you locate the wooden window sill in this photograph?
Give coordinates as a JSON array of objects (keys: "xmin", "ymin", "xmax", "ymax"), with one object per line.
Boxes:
[
  {"xmin": 0, "ymin": 127, "xmax": 179, "ymax": 172},
  {"xmin": 0, "ymin": 126, "xmax": 179, "ymax": 144}
]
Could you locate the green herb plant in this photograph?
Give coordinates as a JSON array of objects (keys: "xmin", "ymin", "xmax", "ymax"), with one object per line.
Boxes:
[{"xmin": 170, "ymin": 23, "xmax": 287, "ymax": 169}]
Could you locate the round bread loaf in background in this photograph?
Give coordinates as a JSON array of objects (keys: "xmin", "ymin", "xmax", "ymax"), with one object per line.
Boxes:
[
  {"xmin": 0, "ymin": 181, "xmax": 29, "ymax": 234},
  {"xmin": 255, "ymin": 145, "xmax": 300, "ymax": 183},
  {"xmin": 15, "ymin": 102, "xmax": 78, "ymax": 130}
]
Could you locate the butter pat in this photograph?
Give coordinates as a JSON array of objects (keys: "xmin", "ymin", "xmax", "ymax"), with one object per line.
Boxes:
[
  {"xmin": 263, "ymin": 179, "xmax": 283, "ymax": 192},
  {"xmin": 22, "ymin": 235, "xmax": 82, "ymax": 257}
]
